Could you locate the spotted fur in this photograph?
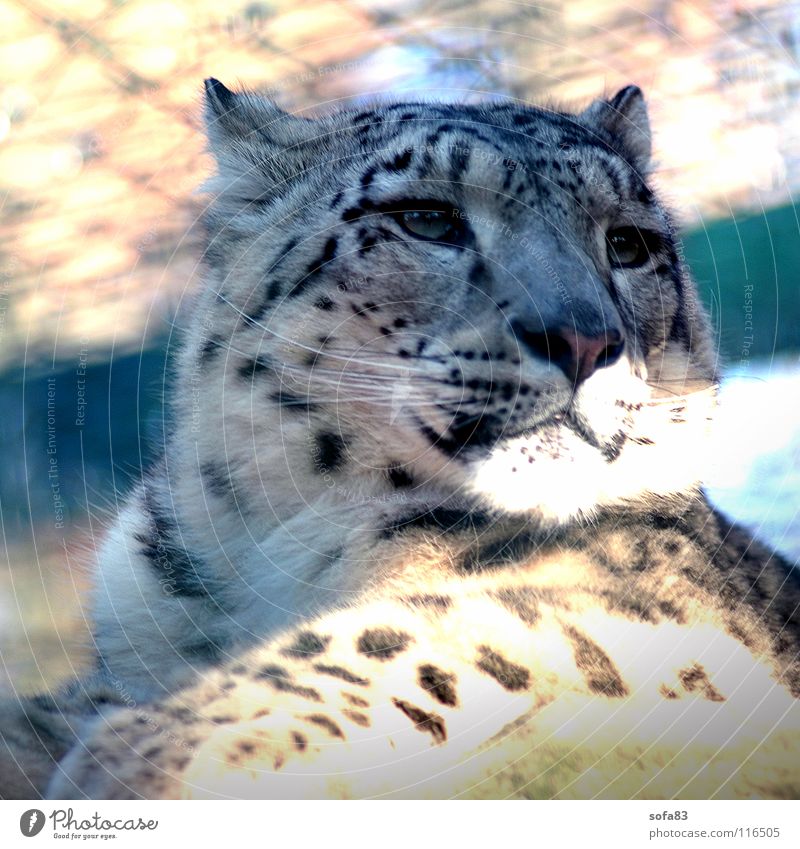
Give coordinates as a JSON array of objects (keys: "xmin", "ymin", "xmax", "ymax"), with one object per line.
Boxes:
[{"xmin": 2, "ymin": 81, "xmax": 799, "ymax": 800}]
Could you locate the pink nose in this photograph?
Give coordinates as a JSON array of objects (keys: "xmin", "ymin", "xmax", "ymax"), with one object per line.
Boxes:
[{"xmin": 510, "ymin": 320, "xmax": 625, "ymax": 384}]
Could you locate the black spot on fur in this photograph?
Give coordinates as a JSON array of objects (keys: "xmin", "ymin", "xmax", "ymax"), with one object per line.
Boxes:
[
  {"xmin": 201, "ymin": 463, "xmax": 237, "ymax": 505},
  {"xmin": 476, "ymin": 646, "xmax": 530, "ymax": 691},
  {"xmin": 170, "ymin": 706, "xmax": 202, "ymax": 724},
  {"xmin": 400, "ymin": 594, "xmax": 452, "ymax": 613},
  {"xmin": 210, "ymin": 714, "xmax": 237, "ymax": 725},
  {"xmin": 679, "ymin": 664, "xmax": 725, "ymax": 702},
  {"xmin": 341, "ymin": 199, "xmax": 376, "ymax": 223},
  {"xmin": 279, "ymin": 237, "xmax": 299, "ymax": 260},
  {"xmin": 387, "ymin": 149, "xmax": 413, "ymax": 171},
  {"xmin": 565, "ymin": 626, "xmax": 628, "ymax": 697},
  {"xmin": 314, "ymin": 295, "xmax": 337, "ymax": 311},
  {"xmin": 315, "ymin": 431, "xmax": 347, "ymax": 472},
  {"xmin": 418, "ymin": 664, "xmax": 458, "ymax": 707},
  {"xmin": 492, "ymin": 587, "xmax": 541, "ymax": 626},
  {"xmin": 270, "ymin": 389, "xmax": 317, "ymax": 413},
  {"xmin": 312, "ymin": 664, "xmax": 370, "ymax": 686},
  {"xmin": 392, "ymin": 698, "xmax": 447, "ymax": 744},
  {"xmin": 136, "ymin": 487, "xmax": 210, "ymax": 598},
  {"xmin": 448, "ymin": 143, "xmax": 470, "ymax": 182},
  {"xmin": 291, "ymin": 237, "xmax": 338, "ymax": 298},
  {"xmin": 342, "ymin": 709, "xmax": 371, "ymax": 727},
  {"xmin": 357, "ymin": 627, "xmax": 412, "ymax": 661},
  {"xmin": 291, "ymin": 731, "xmax": 308, "ymax": 751},
  {"xmin": 256, "ymin": 664, "xmax": 323, "ymax": 702},
  {"xmin": 359, "ymin": 234, "xmax": 377, "ymax": 253},
  {"xmin": 281, "ymin": 631, "xmax": 331, "ymax": 658},
  {"xmin": 468, "ymin": 260, "xmax": 487, "ymax": 285},
  {"xmin": 303, "ymin": 714, "xmax": 344, "ymax": 738},
  {"xmin": 342, "ymin": 693, "xmax": 370, "ymax": 708},
  {"xmin": 238, "ymin": 355, "xmax": 273, "ymax": 381},
  {"xmin": 198, "ymin": 336, "xmax": 222, "ymax": 362},
  {"xmin": 387, "ymin": 465, "xmax": 414, "ymax": 488}
]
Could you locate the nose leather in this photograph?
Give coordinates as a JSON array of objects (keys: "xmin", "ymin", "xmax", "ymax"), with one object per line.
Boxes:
[{"xmin": 509, "ymin": 319, "xmax": 625, "ymax": 384}]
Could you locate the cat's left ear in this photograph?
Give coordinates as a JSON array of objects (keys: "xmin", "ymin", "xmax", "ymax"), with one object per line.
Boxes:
[{"xmin": 581, "ymin": 85, "xmax": 651, "ymax": 174}]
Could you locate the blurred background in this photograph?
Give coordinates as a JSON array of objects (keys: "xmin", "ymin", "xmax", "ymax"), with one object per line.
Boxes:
[{"xmin": 1, "ymin": 0, "xmax": 798, "ymax": 693}]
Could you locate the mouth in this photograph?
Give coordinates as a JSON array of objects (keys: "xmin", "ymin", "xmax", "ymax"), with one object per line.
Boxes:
[
  {"xmin": 412, "ymin": 410, "xmax": 503, "ymax": 457},
  {"xmin": 416, "ymin": 401, "xmax": 626, "ymax": 462}
]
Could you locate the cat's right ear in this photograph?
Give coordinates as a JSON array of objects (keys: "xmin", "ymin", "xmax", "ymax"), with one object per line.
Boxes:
[
  {"xmin": 204, "ymin": 79, "xmax": 286, "ymax": 143},
  {"xmin": 202, "ymin": 79, "xmax": 317, "ymax": 193}
]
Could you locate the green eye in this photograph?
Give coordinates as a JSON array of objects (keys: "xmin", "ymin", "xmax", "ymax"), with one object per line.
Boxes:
[
  {"xmin": 398, "ymin": 208, "xmax": 457, "ymax": 241},
  {"xmin": 606, "ymin": 226, "xmax": 660, "ymax": 268}
]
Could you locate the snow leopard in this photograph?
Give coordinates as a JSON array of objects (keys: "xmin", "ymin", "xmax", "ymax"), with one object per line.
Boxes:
[{"xmin": 2, "ymin": 80, "xmax": 799, "ymax": 800}]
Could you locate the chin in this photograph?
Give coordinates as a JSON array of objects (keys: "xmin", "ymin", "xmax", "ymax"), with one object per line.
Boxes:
[
  {"xmin": 465, "ymin": 426, "xmax": 627, "ymax": 520},
  {"xmin": 464, "ymin": 379, "xmax": 717, "ymax": 524}
]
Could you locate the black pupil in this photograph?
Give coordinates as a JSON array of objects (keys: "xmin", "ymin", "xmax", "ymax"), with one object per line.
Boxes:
[
  {"xmin": 613, "ymin": 234, "xmax": 634, "ymax": 251},
  {"xmin": 608, "ymin": 229, "xmax": 647, "ymax": 265}
]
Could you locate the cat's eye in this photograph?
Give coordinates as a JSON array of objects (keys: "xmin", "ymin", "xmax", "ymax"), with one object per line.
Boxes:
[
  {"xmin": 606, "ymin": 226, "xmax": 660, "ymax": 268},
  {"xmin": 391, "ymin": 203, "xmax": 462, "ymax": 243},
  {"xmin": 401, "ymin": 209, "xmax": 454, "ymax": 240}
]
